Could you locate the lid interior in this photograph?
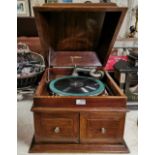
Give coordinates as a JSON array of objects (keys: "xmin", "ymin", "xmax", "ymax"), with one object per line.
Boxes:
[{"xmin": 34, "ymin": 4, "xmax": 127, "ymax": 67}]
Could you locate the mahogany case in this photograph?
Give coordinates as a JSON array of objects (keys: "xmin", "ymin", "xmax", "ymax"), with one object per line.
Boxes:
[{"xmin": 30, "ymin": 3, "xmax": 129, "ymax": 153}]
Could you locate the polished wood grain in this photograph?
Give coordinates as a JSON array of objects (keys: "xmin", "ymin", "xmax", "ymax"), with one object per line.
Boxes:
[
  {"xmin": 31, "ymin": 107, "xmax": 127, "ymax": 113},
  {"xmin": 80, "ymin": 112, "xmax": 125, "ymax": 144},
  {"xmin": 33, "ymin": 4, "xmax": 127, "ymax": 66},
  {"xmin": 30, "ymin": 3, "xmax": 129, "ymax": 153},
  {"xmin": 31, "ymin": 67, "xmax": 128, "ymax": 153},
  {"xmin": 32, "ymin": 67, "xmax": 127, "ymax": 152},
  {"xmin": 34, "ymin": 112, "xmax": 79, "ymax": 143},
  {"xmin": 29, "ymin": 136, "xmax": 129, "ymax": 153},
  {"xmin": 50, "ymin": 51, "xmax": 102, "ymax": 67}
]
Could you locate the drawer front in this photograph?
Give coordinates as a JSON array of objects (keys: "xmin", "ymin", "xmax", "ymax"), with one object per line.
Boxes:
[
  {"xmin": 80, "ymin": 112, "xmax": 125, "ymax": 144},
  {"xmin": 34, "ymin": 112, "xmax": 79, "ymax": 143}
]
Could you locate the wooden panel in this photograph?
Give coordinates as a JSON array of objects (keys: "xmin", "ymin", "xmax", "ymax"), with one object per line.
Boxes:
[
  {"xmin": 80, "ymin": 112, "xmax": 125, "ymax": 144},
  {"xmin": 34, "ymin": 4, "xmax": 127, "ymax": 66},
  {"xmin": 50, "ymin": 51, "xmax": 102, "ymax": 67},
  {"xmin": 34, "ymin": 97, "xmax": 126, "ymax": 108},
  {"xmin": 34, "ymin": 112, "xmax": 79, "ymax": 143},
  {"xmin": 32, "ymin": 107, "xmax": 127, "ymax": 114},
  {"xmin": 97, "ymin": 10, "xmax": 127, "ymax": 66},
  {"xmin": 29, "ymin": 136, "xmax": 129, "ymax": 153}
]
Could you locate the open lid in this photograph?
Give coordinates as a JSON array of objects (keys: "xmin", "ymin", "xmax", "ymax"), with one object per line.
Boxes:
[{"xmin": 34, "ymin": 3, "xmax": 127, "ymax": 67}]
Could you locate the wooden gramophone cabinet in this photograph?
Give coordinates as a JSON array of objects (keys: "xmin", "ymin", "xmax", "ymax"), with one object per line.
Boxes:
[{"xmin": 29, "ymin": 3, "xmax": 129, "ymax": 153}]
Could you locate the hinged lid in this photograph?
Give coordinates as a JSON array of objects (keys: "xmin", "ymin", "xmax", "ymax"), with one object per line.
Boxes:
[{"xmin": 34, "ymin": 3, "xmax": 127, "ymax": 67}]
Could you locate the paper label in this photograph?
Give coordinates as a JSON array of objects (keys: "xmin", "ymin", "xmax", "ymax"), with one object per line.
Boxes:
[{"xmin": 76, "ymin": 99, "xmax": 86, "ymax": 105}]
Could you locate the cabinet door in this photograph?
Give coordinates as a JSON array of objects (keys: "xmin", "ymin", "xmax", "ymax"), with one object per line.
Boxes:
[
  {"xmin": 80, "ymin": 112, "xmax": 125, "ymax": 144},
  {"xmin": 34, "ymin": 112, "xmax": 79, "ymax": 143}
]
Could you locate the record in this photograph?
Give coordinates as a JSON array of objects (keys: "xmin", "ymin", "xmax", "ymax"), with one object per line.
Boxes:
[{"xmin": 49, "ymin": 76, "xmax": 105, "ymax": 96}]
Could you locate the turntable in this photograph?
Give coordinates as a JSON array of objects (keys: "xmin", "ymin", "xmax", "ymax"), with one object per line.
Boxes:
[
  {"xmin": 30, "ymin": 3, "xmax": 129, "ymax": 153},
  {"xmin": 49, "ymin": 76, "xmax": 105, "ymax": 96}
]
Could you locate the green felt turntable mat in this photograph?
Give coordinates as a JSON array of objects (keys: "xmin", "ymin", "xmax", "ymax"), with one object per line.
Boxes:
[{"xmin": 49, "ymin": 76, "xmax": 105, "ymax": 96}]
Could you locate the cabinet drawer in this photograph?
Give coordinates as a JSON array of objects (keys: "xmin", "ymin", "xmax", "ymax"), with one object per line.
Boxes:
[
  {"xmin": 34, "ymin": 112, "xmax": 79, "ymax": 143},
  {"xmin": 80, "ymin": 112, "xmax": 125, "ymax": 144}
]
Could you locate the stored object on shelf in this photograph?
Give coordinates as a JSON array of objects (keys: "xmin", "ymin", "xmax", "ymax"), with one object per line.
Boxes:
[
  {"xmin": 17, "ymin": 0, "xmax": 30, "ymax": 17},
  {"xmin": 114, "ymin": 59, "xmax": 138, "ymax": 101},
  {"xmin": 17, "ymin": 42, "xmax": 45, "ymax": 88}
]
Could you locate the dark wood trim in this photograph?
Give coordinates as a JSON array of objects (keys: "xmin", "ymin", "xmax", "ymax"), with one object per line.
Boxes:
[
  {"xmin": 105, "ymin": 71, "xmax": 127, "ymax": 96},
  {"xmin": 97, "ymin": 8, "xmax": 127, "ymax": 66},
  {"xmin": 31, "ymin": 107, "xmax": 128, "ymax": 113},
  {"xmin": 34, "ymin": 4, "xmax": 126, "ymax": 12},
  {"xmin": 29, "ymin": 136, "xmax": 129, "ymax": 153}
]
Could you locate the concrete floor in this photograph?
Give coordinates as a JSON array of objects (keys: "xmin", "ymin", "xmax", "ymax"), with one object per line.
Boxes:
[{"xmin": 17, "ymin": 96, "xmax": 138, "ymax": 155}]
